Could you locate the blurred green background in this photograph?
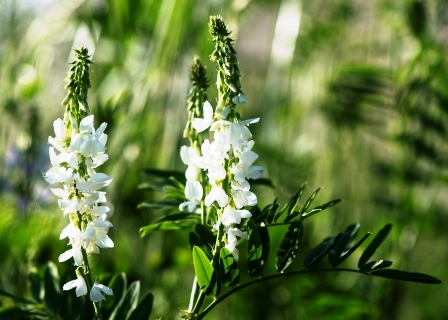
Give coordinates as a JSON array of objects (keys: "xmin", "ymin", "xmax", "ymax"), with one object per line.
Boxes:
[{"xmin": 1, "ymin": 0, "xmax": 447, "ymax": 319}]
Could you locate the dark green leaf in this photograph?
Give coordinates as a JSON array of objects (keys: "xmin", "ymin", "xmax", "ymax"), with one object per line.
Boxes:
[
  {"xmin": 358, "ymin": 223, "xmax": 393, "ymax": 268},
  {"xmin": 331, "ymin": 232, "xmax": 372, "ymax": 267},
  {"xmin": 142, "ymin": 169, "xmax": 185, "ymax": 181},
  {"xmin": 250, "ymin": 178, "xmax": 275, "ymax": 188},
  {"xmin": 276, "ymin": 222, "xmax": 303, "ymax": 272},
  {"xmin": 247, "ymin": 219, "xmax": 263, "ymax": 278},
  {"xmin": 28, "ymin": 271, "xmax": 43, "ymax": 302},
  {"xmin": 44, "ymin": 262, "xmax": 62, "ymax": 314},
  {"xmin": 266, "ymin": 203, "xmax": 279, "ymax": 225},
  {"xmin": 220, "ymin": 247, "xmax": 239, "ymax": 286},
  {"xmin": 192, "ymin": 246, "xmax": 214, "ymax": 294},
  {"xmin": 189, "ymin": 232, "xmax": 212, "ymax": 259},
  {"xmin": 195, "ymin": 224, "xmax": 216, "ymax": 248},
  {"xmin": 250, "ymin": 206, "xmax": 263, "ymax": 224},
  {"xmin": 303, "ymin": 233, "xmax": 342, "ymax": 268},
  {"xmin": 110, "ymin": 281, "xmax": 140, "ymax": 320},
  {"xmin": 302, "ymin": 199, "xmax": 342, "ymax": 218},
  {"xmin": 329, "ymin": 223, "xmax": 360, "ymax": 266},
  {"xmin": 128, "ymin": 292, "xmax": 154, "ymax": 320},
  {"xmin": 258, "ymin": 226, "xmax": 270, "ymax": 274},
  {"xmin": 370, "ymin": 269, "xmax": 441, "ymax": 284},
  {"xmin": 103, "ymin": 273, "xmax": 128, "ymax": 320},
  {"xmin": 0, "ymin": 306, "xmax": 49, "ymax": 319},
  {"xmin": 278, "ymin": 182, "xmax": 307, "ymax": 222},
  {"xmin": 299, "ymin": 187, "xmax": 322, "ymax": 216}
]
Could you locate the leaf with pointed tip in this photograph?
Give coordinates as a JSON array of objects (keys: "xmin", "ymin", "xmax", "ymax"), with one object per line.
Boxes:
[
  {"xmin": 44, "ymin": 262, "xmax": 62, "ymax": 314},
  {"xmin": 247, "ymin": 219, "xmax": 263, "ymax": 278},
  {"xmin": 303, "ymin": 233, "xmax": 342, "ymax": 268},
  {"xmin": 250, "ymin": 206, "xmax": 263, "ymax": 224},
  {"xmin": 137, "ymin": 200, "xmax": 182, "ymax": 210},
  {"xmin": 128, "ymin": 292, "xmax": 154, "ymax": 320},
  {"xmin": 358, "ymin": 223, "xmax": 393, "ymax": 268},
  {"xmin": 140, "ymin": 217, "xmax": 199, "ymax": 236},
  {"xmin": 103, "ymin": 273, "xmax": 128, "ymax": 319},
  {"xmin": 329, "ymin": 224, "xmax": 360, "ymax": 266},
  {"xmin": 278, "ymin": 182, "xmax": 306, "ymax": 220},
  {"xmin": 302, "ymin": 199, "xmax": 342, "ymax": 218},
  {"xmin": 331, "ymin": 232, "xmax": 372, "ymax": 267},
  {"xmin": 266, "ymin": 203, "xmax": 279, "ymax": 225},
  {"xmin": 276, "ymin": 222, "xmax": 303, "ymax": 272},
  {"xmin": 220, "ymin": 247, "xmax": 239, "ymax": 286},
  {"xmin": 300, "ymin": 187, "xmax": 322, "ymax": 215},
  {"xmin": 370, "ymin": 269, "xmax": 441, "ymax": 284},
  {"xmin": 192, "ymin": 246, "xmax": 215, "ymax": 295},
  {"xmin": 360, "ymin": 260, "xmax": 393, "ymax": 272},
  {"xmin": 110, "ymin": 281, "xmax": 140, "ymax": 320}
]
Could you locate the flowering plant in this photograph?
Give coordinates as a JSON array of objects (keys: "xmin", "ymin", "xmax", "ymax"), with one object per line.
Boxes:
[{"xmin": 0, "ymin": 15, "xmax": 440, "ymax": 320}]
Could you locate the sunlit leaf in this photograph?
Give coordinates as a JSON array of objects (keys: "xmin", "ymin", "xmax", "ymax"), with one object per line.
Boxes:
[
  {"xmin": 137, "ymin": 200, "xmax": 183, "ymax": 210},
  {"xmin": 140, "ymin": 217, "xmax": 199, "ymax": 237},
  {"xmin": 276, "ymin": 222, "xmax": 303, "ymax": 272},
  {"xmin": 220, "ymin": 247, "xmax": 239, "ymax": 286},
  {"xmin": 360, "ymin": 260, "xmax": 393, "ymax": 272},
  {"xmin": 192, "ymin": 246, "xmax": 214, "ymax": 294},
  {"xmin": 358, "ymin": 223, "xmax": 393, "ymax": 268},
  {"xmin": 303, "ymin": 233, "xmax": 342, "ymax": 268},
  {"xmin": 279, "ymin": 182, "xmax": 307, "ymax": 222}
]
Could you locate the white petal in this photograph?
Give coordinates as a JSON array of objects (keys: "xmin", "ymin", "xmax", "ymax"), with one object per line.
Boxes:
[
  {"xmin": 63, "ymin": 279, "xmax": 78, "ymax": 291},
  {"xmin": 58, "ymin": 249, "xmax": 73, "ymax": 262},
  {"xmin": 80, "ymin": 115, "xmax": 94, "ymax": 133}
]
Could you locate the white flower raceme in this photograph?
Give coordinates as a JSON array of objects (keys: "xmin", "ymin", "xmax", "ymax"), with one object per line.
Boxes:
[
  {"xmin": 45, "ymin": 115, "xmax": 113, "ymax": 301},
  {"xmin": 190, "ymin": 100, "xmax": 263, "ymax": 259}
]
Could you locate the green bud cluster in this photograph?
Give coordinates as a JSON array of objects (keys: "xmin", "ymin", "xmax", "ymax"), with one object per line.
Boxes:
[
  {"xmin": 62, "ymin": 46, "xmax": 93, "ymax": 131},
  {"xmin": 208, "ymin": 15, "xmax": 245, "ymax": 120},
  {"xmin": 184, "ymin": 56, "xmax": 209, "ymax": 141}
]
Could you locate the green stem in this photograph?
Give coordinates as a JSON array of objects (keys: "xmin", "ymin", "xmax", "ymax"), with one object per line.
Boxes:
[{"xmin": 197, "ymin": 268, "xmax": 366, "ymax": 319}]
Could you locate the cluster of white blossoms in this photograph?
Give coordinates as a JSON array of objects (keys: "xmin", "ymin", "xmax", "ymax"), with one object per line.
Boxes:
[
  {"xmin": 180, "ymin": 99, "xmax": 263, "ymax": 260},
  {"xmin": 45, "ymin": 115, "xmax": 113, "ymax": 302}
]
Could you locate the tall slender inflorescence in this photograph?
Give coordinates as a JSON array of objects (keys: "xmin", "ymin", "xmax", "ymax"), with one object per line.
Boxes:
[
  {"xmin": 180, "ymin": 16, "xmax": 263, "ymax": 260},
  {"xmin": 44, "ymin": 47, "xmax": 113, "ymax": 312}
]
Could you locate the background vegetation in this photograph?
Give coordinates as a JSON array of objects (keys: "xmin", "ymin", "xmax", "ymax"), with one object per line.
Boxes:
[{"xmin": 1, "ymin": 0, "xmax": 447, "ymax": 319}]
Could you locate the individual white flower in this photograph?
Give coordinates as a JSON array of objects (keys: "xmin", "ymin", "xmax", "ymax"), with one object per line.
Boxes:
[
  {"xmin": 222, "ymin": 206, "xmax": 251, "ymax": 226},
  {"xmin": 63, "ymin": 274, "xmax": 88, "ymax": 297},
  {"xmin": 48, "ymin": 118, "xmax": 68, "ymax": 152},
  {"xmin": 179, "ymin": 179, "xmax": 203, "ymax": 212},
  {"xmin": 192, "ymin": 101, "xmax": 214, "ymax": 133},
  {"xmin": 90, "ymin": 283, "xmax": 113, "ymax": 302},
  {"xmin": 205, "ymin": 182, "xmax": 228, "ymax": 208},
  {"xmin": 231, "ymin": 94, "xmax": 248, "ymax": 105},
  {"xmin": 59, "ymin": 237, "xmax": 83, "ymax": 266},
  {"xmin": 76, "ymin": 173, "xmax": 112, "ymax": 191},
  {"xmin": 225, "ymin": 227, "xmax": 248, "ymax": 261}
]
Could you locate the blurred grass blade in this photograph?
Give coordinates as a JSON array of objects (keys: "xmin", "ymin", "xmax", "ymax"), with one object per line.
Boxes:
[
  {"xmin": 28, "ymin": 271, "xmax": 43, "ymax": 302},
  {"xmin": 128, "ymin": 292, "xmax": 154, "ymax": 320},
  {"xmin": 110, "ymin": 281, "xmax": 140, "ymax": 320},
  {"xmin": 103, "ymin": 273, "xmax": 128, "ymax": 319},
  {"xmin": 358, "ymin": 223, "xmax": 393, "ymax": 268},
  {"xmin": 301, "ymin": 199, "xmax": 342, "ymax": 218},
  {"xmin": 44, "ymin": 262, "xmax": 62, "ymax": 314}
]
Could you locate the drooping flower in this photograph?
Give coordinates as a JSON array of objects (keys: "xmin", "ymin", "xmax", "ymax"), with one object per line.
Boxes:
[
  {"xmin": 63, "ymin": 273, "xmax": 88, "ymax": 297},
  {"xmin": 89, "ymin": 283, "xmax": 113, "ymax": 302}
]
